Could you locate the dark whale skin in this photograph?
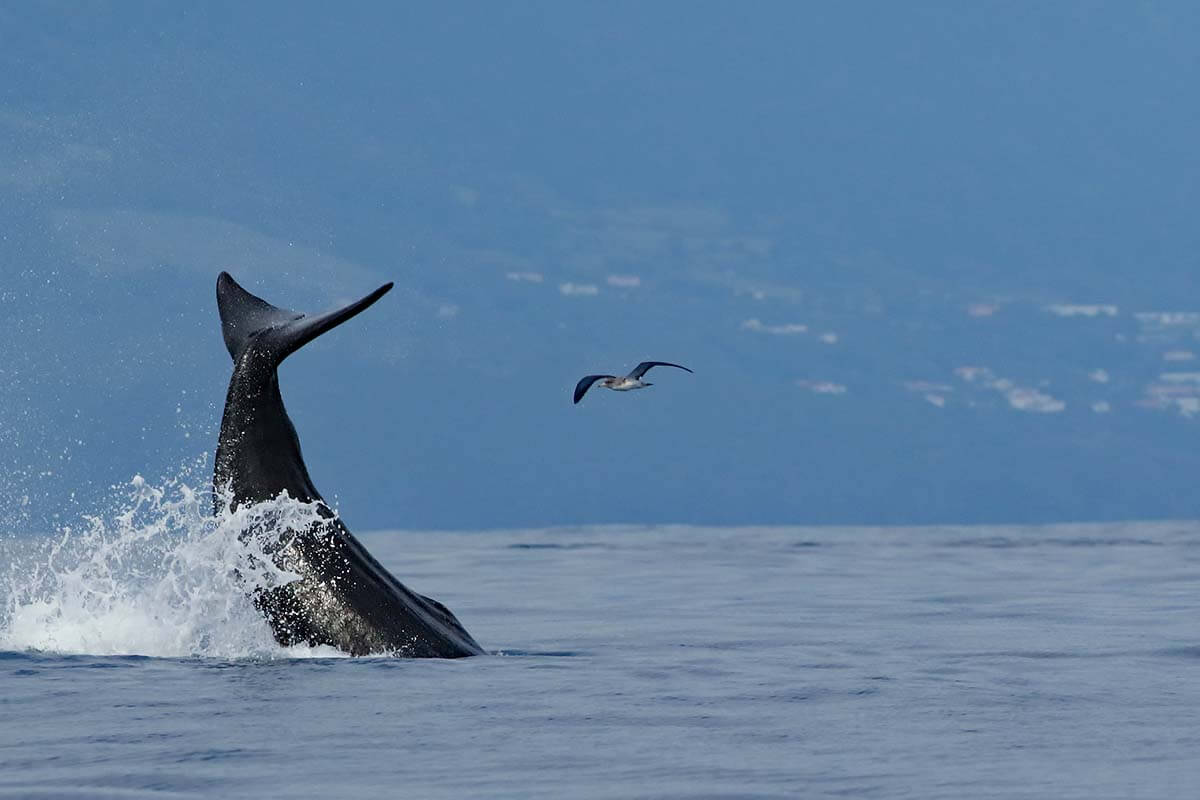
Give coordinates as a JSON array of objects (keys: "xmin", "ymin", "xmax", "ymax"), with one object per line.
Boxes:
[{"xmin": 213, "ymin": 271, "xmax": 483, "ymax": 658}]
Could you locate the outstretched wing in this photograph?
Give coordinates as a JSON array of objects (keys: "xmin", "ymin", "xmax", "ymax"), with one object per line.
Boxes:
[
  {"xmin": 627, "ymin": 361, "xmax": 693, "ymax": 379},
  {"xmin": 573, "ymin": 375, "xmax": 614, "ymax": 404}
]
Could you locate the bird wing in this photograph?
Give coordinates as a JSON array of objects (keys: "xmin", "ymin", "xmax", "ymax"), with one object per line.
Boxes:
[
  {"xmin": 627, "ymin": 361, "xmax": 694, "ymax": 379},
  {"xmin": 573, "ymin": 375, "xmax": 615, "ymax": 404}
]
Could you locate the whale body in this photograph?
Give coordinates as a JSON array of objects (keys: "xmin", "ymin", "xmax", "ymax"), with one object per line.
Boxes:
[{"xmin": 213, "ymin": 271, "xmax": 483, "ymax": 657}]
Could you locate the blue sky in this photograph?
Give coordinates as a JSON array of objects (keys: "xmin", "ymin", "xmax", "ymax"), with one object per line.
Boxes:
[{"xmin": 3, "ymin": 2, "xmax": 1200, "ymax": 530}]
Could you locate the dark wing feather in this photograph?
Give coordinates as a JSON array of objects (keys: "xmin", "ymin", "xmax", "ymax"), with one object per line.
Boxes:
[
  {"xmin": 573, "ymin": 375, "xmax": 615, "ymax": 404},
  {"xmin": 627, "ymin": 361, "xmax": 694, "ymax": 379}
]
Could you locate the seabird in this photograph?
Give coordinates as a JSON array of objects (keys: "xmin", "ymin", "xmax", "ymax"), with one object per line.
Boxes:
[{"xmin": 573, "ymin": 361, "xmax": 694, "ymax": 404}]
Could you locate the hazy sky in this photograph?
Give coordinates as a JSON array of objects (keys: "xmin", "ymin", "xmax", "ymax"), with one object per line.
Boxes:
[{"xmin": 3, "ymin": 2, "xmax": 1199, "ymax": 530}]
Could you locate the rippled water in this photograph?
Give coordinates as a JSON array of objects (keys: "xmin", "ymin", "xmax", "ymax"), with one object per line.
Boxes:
[{"xmin": 4, "ymin": 508, "xmax": 1200, "ymax": 798}]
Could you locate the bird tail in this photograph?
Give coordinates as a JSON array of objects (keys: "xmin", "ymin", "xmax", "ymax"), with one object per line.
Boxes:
[{"xmin": 216, "ymin": 272, "xmax": 393, "ymax": 364}]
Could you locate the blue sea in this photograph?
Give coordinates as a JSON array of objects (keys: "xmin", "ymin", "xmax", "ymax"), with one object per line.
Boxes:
[{"xmin": 3, "ymin": 484, "xmax": 1200, "ymax": 798}]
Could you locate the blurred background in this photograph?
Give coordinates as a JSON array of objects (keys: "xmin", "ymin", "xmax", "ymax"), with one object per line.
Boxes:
[{"xmin": 2, "ymin": 1, "xmax": 1198, "ymax": 531}]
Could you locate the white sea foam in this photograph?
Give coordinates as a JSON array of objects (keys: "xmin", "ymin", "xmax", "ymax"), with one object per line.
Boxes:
[
  {"xmin": 741, "ymin": 318, "xmax": 807, "ymax": 335},
  {"xmin": 1045, "ymin": 303, "xmax": 1119, "ymax": 318},
  {"xmin": 0, "ymin": 475, "xmax": 345, "ymax": 659},
  {"xmin": 558, "ymin": 282, "xmax": 599, "ymax": 296}
]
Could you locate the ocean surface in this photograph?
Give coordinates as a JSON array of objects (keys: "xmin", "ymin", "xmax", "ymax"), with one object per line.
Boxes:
[{"xmin": 2, "ymin": 486, "xmax": 1200, "ymax": 798}]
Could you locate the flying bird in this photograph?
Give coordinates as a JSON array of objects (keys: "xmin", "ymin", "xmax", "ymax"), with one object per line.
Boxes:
[{"xmin": 573, "ymin": 361, "xmax": 694, "ymax": 404}]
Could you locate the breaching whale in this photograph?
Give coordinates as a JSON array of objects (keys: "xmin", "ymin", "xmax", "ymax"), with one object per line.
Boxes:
[{"xmin": 213, "ymin": 271, "xmax": 484, "ymax": 658}]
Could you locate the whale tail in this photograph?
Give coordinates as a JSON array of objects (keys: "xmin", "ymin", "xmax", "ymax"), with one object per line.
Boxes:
[{"xmin": 216, "ymin": 272, "xmax": 394, "ymax": 363}]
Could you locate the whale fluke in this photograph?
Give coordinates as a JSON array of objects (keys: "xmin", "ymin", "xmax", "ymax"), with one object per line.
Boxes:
[
  {"xmin": 213, "ymin": 272, "xmax": 484, "ymax": 658},
  {"xmin": 217, "ymin": 271, "xmax": 394, "ymax": 363}
]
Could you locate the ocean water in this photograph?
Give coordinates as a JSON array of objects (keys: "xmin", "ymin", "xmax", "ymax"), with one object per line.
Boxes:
[{"xmin": 2, "ymin": 483, "xmax": 1200, "ymax": 798}]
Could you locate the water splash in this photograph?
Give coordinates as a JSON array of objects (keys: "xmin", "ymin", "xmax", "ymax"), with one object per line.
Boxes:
[{"xmin": 0, "ymin": 475, "xmax": 345, "ymax": 659}]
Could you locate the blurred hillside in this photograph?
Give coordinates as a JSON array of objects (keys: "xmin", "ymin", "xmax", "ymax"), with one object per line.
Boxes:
[{"xmin": 3, "ymin": 2, "xmax": 1199, "ymax": 530}]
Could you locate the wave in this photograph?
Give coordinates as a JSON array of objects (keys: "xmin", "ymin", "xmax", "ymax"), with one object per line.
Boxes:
[{"xmin": 0, "ymin": 474, "xmax": 346, "ymax": 660}]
